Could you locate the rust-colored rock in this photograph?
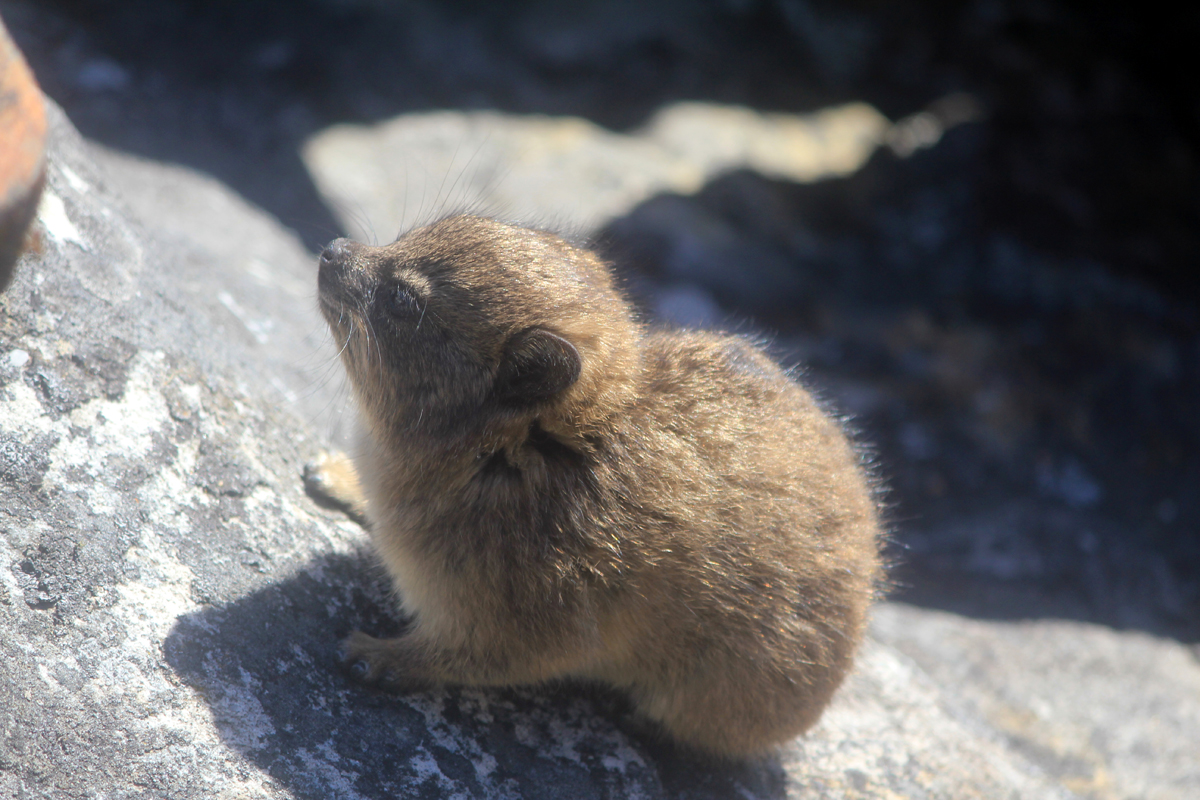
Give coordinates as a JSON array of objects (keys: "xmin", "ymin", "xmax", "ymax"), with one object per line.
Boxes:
[{"xmin": 0, "ymin": 16, "xmax": 46, "ymax": 294}]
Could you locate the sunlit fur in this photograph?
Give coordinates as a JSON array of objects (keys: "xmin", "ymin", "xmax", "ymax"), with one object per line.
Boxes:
[{"xmin": 317, "ymin": 215, "xmax": 883, "ymax": 757}]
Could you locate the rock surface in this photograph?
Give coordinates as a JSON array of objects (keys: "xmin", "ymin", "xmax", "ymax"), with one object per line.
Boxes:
[{"xmin": 3, "ymin": 94, "xmax": 1198, "ymax": 800}]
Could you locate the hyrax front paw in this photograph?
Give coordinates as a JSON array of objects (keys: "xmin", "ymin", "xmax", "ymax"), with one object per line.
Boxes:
[
  {"xmin": 303, "ymin": 451, "xmax": 369, "ymax": 525},
  {"xmin": 340, "ymin": 630, "xmax": 433, "ymax": 693}
]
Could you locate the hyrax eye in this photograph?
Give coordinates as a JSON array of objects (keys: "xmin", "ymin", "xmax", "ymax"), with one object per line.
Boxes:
[{"xmin": 385, "ymin": 283, "xmax": 420, "ymax": 316}]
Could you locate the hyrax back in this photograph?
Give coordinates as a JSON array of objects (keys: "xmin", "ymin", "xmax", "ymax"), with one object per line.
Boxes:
[{"xmin": 316, "ymin": 215, "xmax": 882, "ymax": 757}]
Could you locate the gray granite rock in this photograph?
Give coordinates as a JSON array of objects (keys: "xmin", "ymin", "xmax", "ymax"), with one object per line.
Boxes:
[
  {"xmin": 3, "ymin": 98, "xmax": 1197, "ymax": 800},
  {"xmin": 1, "ymin": 101, "xmax": 360, "ymax": 799},
  {"xmin": 872, "ymin": 604, "xmax": 1200, "ymax": 800}
]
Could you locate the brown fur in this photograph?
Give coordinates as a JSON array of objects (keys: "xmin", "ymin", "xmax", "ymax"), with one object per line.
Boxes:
[{"xmin": 315, "ymin": 215, "xmax": 882, "ymax": 757}]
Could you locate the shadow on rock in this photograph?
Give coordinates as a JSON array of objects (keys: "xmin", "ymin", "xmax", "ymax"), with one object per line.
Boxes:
[
  {"xmin": 596, "ymin": 153, "xmax": 1200, "ymax": 643},
  {"xmin": 164, "ymin": 549, "xmax": 788, "ymax": 800}
]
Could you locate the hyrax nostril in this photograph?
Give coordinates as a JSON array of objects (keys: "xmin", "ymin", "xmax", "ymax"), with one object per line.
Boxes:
[
  {"xmin": 319, "ymin": 239, "xmax": 352, "ymax": 271},
  {"xmin": 317, "ymin": 239, "xmax": 361, "ymax": 298}
]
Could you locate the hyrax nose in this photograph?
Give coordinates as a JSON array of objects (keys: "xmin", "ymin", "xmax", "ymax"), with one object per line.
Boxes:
[
  {"xmin": 317, "ymin": 238, "xmax": 363, "ymax": 293},
  {"xmin": 319, "ymin": 238, "xmax": 354, "ymax": 273}
]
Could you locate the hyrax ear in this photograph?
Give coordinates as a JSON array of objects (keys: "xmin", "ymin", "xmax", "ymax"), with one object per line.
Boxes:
[{"xmin": 494, "ymin": 327, "xmax": 582, "ymax": 406}]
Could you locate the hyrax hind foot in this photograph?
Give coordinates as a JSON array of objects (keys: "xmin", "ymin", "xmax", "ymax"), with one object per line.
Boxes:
[
  {"xmin": 303, "ymin": 450, "xmax": 369, "ymax": 526},
  {"xmin": 339, "ymin": 631, "xmax": 435, "ymax": 693}
]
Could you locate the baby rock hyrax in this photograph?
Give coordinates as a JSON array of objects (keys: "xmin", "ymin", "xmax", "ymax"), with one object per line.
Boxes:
[{"xmin": 315, "ymin": 215, "xmax": 882, "ymax": 757}]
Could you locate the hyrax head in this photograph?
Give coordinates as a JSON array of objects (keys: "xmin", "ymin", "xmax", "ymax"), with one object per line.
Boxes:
[{"xmin": 317, "ymin": 216, "xmax": 639, "ymax": 443}]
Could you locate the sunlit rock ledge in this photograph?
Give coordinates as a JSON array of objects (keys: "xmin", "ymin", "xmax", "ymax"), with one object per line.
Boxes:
[{"xmin": 301, "ymin": 101, "xmax": 899, "ymax": 238}]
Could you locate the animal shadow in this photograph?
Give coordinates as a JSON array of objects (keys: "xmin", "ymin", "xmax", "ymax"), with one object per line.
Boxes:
[{"xmin": 163, "ymin": 549, "xmax": 788, "ymax": 799}]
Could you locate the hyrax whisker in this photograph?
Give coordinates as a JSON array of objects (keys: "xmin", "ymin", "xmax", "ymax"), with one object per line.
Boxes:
[{"xmin": 415, "ymin": 299, "xmax": 427, "ymax": 332}]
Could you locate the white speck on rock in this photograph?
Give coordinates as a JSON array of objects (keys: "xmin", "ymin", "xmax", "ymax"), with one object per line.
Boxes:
[
  {"xmin": 60, "ymin": 165, "xmax": 90, "ymax": 194},
  {"xmin": 37, "ymin": 190, "xmax": 89, "ymax": 252},
  {"xmin": 218, "ymin": 292, "xmax": 275, "ymax": 345},
  {"xmin": 270, "ymin": 376, "xmax": 298, "ymax": 404},
  {"xmin": 209, "ymin": 665, "xmax": 277, "ymax": 752},
  {"xmin": 46, "ymin": 353, "xmax": 177, "ymax": 509},
  {"xmin": 0, "ymin": 376, "xmax": 56, "ymax": 436},
  {"xmin": 409, "ymin": 747, "xmax": 468, "ymax": 797},
  {"xmin": 0, "ymin": 539, "xmax": 26, "ymax": 606},
  {"xmin": 294, "ymin": 747, "xmax": 369, "ymax": 800}
]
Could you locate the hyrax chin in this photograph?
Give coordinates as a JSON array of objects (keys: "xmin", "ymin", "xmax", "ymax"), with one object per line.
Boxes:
[{"xmin": 315, "ymin": 215, "xmax": 882, "ymax": 757}]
